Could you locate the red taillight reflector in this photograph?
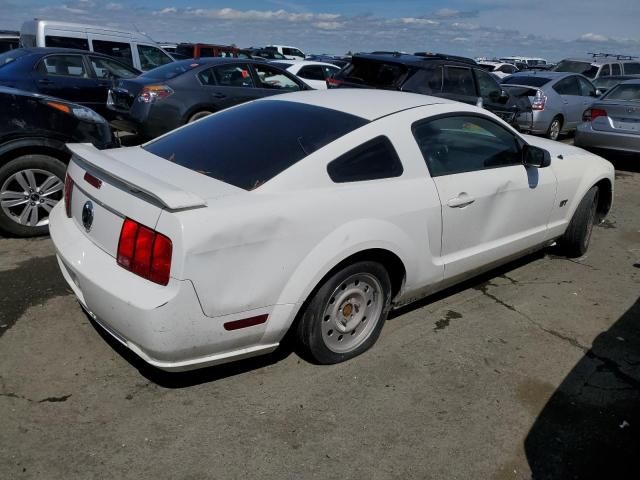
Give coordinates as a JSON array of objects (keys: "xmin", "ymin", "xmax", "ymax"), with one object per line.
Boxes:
[
  {"xmin": 116, "ymin": 218, "xmax": 173, "ymax": 286},
  {"xmin": 83, "ymin": 171, "xmax": 102, "ymax": 189},
  {"xmin": 583, "ymin": 108, "xmax": 607, "ymax": 122},
  {"xmin": 64, "ymin": 174, "xmax": 74, "ymax": 218},
  {"xmin": 531, "ymin": 94, "xmax": 546, "ymax": 111},
  {"xmin": 223, "ymin": 314, "xmax": 269, "ymax": 331},
  {"xmin": 326, "ymin": 77, "xmax": 342, "ymax": 88}
]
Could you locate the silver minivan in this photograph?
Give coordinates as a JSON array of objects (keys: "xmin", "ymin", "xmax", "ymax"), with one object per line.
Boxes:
[
  {"xmin": 20, "ymin": 20, "xmax": 174, "ymax": 71},
  {"xmin": 502, "ymin": 71, "xmax": 597, "ymax": 140}
]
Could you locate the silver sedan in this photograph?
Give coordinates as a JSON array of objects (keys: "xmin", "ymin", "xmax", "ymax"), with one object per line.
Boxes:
[
  {"xmin": 575, "ymin": 79, "xmax": 640, "ymax": 154},
  {"xmin": 502, "ymin": 72, "xmax": 597, "ymax": 140}
]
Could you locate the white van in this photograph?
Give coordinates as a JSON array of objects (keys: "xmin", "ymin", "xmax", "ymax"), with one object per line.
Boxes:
[
  {"xmin": 265, "ymin": 45, "xmax": 306, "ymax": 60},
  {"xmin": 20, "ymin": 20, "xmax": 174, "ymax": 71}
]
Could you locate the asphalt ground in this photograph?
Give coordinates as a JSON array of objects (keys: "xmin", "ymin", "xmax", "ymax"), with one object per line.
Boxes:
[{"xmin": 1, "ymin": 144, "xmax": 639, "ymax": 480}]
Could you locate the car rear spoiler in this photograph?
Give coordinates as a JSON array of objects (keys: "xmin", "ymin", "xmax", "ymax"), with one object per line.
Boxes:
[{"xmin": 67, "ymin": 143, "xmax": 207, "ymax": 210}]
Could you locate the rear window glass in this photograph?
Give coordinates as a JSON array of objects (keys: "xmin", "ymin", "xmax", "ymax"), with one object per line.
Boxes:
[
  {"xmin": 44, "ymin": 35, "xmax": 89, "ymax": 50},
  {"xmin": 502, "ymin": 76, "xmax": 551, "ymax": 87},
  {"xmin": 143, "ymin": 100, "xmax": 368, "ymax": 190},
  {"xmin": 141, "ymin": 60, "xmax": 200, "ymax": 80},
  {"xmin": 336, "ymin": 59, "xmax": 408, "ymax": 88},
  {"xmin": 554, "ymin": 60, "xmax": 598, "ymax": 78},
  {"xmin": 0, "ymin": 48, "xmax": 29, "ymax": 67},
  {"xmin": 603, "ymin": 84, "xmax": 640, "ymax": 101}
]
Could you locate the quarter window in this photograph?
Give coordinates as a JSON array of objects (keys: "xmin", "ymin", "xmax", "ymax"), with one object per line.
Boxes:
[
  {"xmin": 37, "ymin": 55, "xmax": 88, "ymax": 77},
  {"xmin": 254, "ymin": 64, "xmax": 300, "ymax": 90},
  {"xmin": 198, "ymin": 64, "xmax": 254, "ymax": 87},
  {"xmin": 412, "ymin": 115, "xmax": 521, "ymax": 177},
  {"xmin": 443, "ymin": 67, "xmax": 476, "ymax": 97},
  {"xmin": 327, "ymin": 136, "xmax": 403, "ymax": 183},
  {"xmin": 92, "ymin": 40, "xmax": 133, "ymax": 66},
  {"xmin": 44, "ymin": 35, "xmax": 89, "ymax": 50}
]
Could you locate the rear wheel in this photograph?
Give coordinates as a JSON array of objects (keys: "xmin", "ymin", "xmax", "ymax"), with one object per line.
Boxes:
[
  {"xmin": 546, "ymin": 116, "xmax": 563, "ymax": 141},
  {"xmin": 187, "ymin": 111, "xmax": 213, "ymax": 123},
  {"xmin": 296, "ymin": 261, "xmax": 392, "ymax": 364},
  {"xmin": 0, "ymin": 154, "xmax": 66, "ymax": 237},
  {"xmin": 559, "ymin": 186, "xmax": 599, "ymax": 257}
]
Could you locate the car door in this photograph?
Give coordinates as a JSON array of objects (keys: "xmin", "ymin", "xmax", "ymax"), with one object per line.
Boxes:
[
  {"xmin": 552, "ymin": 76, "xmax": 590, "ymax": 129},
  {"xmin": 251, "ymin": 63, "xmax": 304, "ymax": 97},
  {"xmin": 32, "ymin": 53, "xmax": 96, "ymax": 107},
  {"xmin": 411, "ymin": 114, "xmax": 557, "ymax": 279},
  {"xmin": 196, "ymin": 63, "xmax": 263, "ymax": 110}
]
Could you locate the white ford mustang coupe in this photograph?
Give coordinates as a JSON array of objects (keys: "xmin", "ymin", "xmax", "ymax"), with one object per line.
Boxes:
[{"xmin": 50, "ymin": 90, "xmax": 614, "ymax": 371}]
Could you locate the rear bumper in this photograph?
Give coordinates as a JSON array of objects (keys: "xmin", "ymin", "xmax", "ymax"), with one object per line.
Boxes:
[
  {"xmin": 575, "ymin": 123, "xmax": 640, "ymax": 154},
  {"xmin": 108, "ymin": 102, "xmax": 179, "ymax": 140},
  {"xmin": 49, "ymin": 203, "xmax": 287, "ymax": 371}
]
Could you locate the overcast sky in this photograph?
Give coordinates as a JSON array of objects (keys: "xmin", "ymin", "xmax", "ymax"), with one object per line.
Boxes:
[{"xmin": 3, "ymin": 0, "xmax": 640, "ymax": 60}]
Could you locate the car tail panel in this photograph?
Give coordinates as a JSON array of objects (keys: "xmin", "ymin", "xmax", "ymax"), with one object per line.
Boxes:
[{"xmin": 588, "ymin": 102, "xmax": 640, "ymax": 135}]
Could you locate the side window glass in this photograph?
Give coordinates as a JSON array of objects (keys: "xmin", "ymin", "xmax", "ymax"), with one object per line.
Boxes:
[
  {"xmin": 412, "ymin": 115, "xmax": 521, "ymax": 177},
  {"xmin": 402, "ymin": 66, "xmax": 443, "ymax": 95},
  {"xmin": 554, "ymin": 77, "xmax": 581, "ymax": 95},
  {"xmin": 206, "ymin": 64, "xmax": 254, "ymax": 87},
  {"xmin": 89, "ymin": 56, "xmax": 137, "ymax": 79},
  {"xmin": 612, "ymin": 63, "xmax": 622, "ymax": 75},
  {"xmin": 298, "ymin": 66, "xmax": 325, "ymax": 81},
  {"xmin": 136, "ymin": 44, "xmax": 173, "ymax": 70},
  {"xmin": 443, "ymin": 67, "xmax": 476, "ymax": 97},
  {"xmin": 474, "ymin": 69, "xmax": 501, "ymax": 98},
  {"xmin": 578, "ymin": 77, "xmax": 596, "ymax": 97},
  {"xmin": 92, "ymin": 40, "xmax": 133, "ymax": 66},
  {"xmin": 600, "ymin": 64, "xmax": 611, "ymax": 77},
  {"xmin": 624, "ymin": 62, "xmax": 640, "ymax": 74},
  {"xmin": 254, "ymin": 65, "xmax": 300, "ymax": 90},
  {"xmin": 328, "ymin": 136, "xmax": 403, "ymax": 183},
  {"xmin": 44, "ymin": 36, "xmax": 89, "ymax": 50},
  {"xmin": 37, "ymin": 55, "xmax": 88, "ymax": 77}
]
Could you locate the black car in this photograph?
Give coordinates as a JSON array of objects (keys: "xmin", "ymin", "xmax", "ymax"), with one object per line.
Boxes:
[
  {"xmin": 108, "ymin": 58, "xmax": 310, "ymax": 139},
  {"xmin": 0, "ymin": 86, "xmax": 115, "ymax": 237},
  {"xmin": 330, "ymin": 52, "xmax": 529, "ymax": 126},
  {"xmin": 0, "ymin": 48, "xmax": 141, "ymax": 119}
]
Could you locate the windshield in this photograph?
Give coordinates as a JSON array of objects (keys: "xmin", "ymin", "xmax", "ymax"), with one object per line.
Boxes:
[
  {"xmin": 502, "ymin": 76, "xmax": 551, "ymax": 87},
  {"xmin": 144, "ymin": 100, "xmax": 369, "ymax": 190},
  {"xmin": 141, "ymin": 60, "xmax": 201, "ymax": 80},
  {"xmin": 0, "ymin": 48, "xmax": 29, "ymax": 67},
  {"xmin": 603, "ymin": 83, "xmax": 640, "ymax": 101},
  {"xmin": 554, "ymin": 60, "xmax": 598, "ymax": 78}
]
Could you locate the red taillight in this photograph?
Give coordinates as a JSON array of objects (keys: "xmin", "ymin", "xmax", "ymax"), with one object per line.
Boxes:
[
  {"xmin": 64, "ymin": 174, "xmax": 74, "ymax": 218},
  {"xmin": 583, "ymin": 108, "xmax": 607, "ymax": 122},
  {"xmin": 531, "ymin": 93, "xmax": 546, "ymax": 111},
  {"xmin": 83, "ymin": 171, "xmax": 102, "ymax": 189},
  {"xmin": 117, "ymin": 218, "xmax": 173, "ymax": 286},
  {"xmin": 326, "ymin": 77, "xmax": 342, "ymax": 88},
  {"xmin": 138, "ymin": 85, "xmax": 174, "ymax": 104}
]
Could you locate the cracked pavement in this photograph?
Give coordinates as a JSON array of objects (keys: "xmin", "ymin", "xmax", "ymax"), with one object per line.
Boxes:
[{"xmin": 0, "ymin": 159, "xmax": 638, "ymax": 479}]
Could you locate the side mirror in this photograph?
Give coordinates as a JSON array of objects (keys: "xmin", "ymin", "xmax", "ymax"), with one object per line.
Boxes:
[
  {"xmin": 595, "ymin": 88, "xmax": 606, "ymax": 96},
  {"xmin": 523, "ymin": 144, "xmax": 551, "ymax": 168}
]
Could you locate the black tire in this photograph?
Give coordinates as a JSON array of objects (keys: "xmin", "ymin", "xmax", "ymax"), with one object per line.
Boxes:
[
  {"xmin": 187, "ymin": 111, "xmax": 213, "ymax": 123},
  {"xmin": 559, "ymin": 186, "xmax": 599, "ymax": 258},
  {"xmin": 296, "ymin": 261, "xmax": 392, "ymax": 364},
  {"xmin": 0, "ymin": 154, "xmax": 67, "ymax": 237},
  {"xmin": 546, "ymin": 116, "xmax": 563, "ymax": 141}
]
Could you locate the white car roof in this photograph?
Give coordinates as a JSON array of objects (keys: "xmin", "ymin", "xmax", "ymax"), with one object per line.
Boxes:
[
  {"xmin": 273, "ymin": 60, "xmax": 339, "ymax": 68},
  {"xmin": 263, "ymin": 89, "xmax": 453, "ymax": 121}
]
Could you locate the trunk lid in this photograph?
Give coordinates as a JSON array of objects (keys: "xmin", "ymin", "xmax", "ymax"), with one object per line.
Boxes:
[
  {"xmin": 503, "ymin": 85, "xmax": 538, "ymax": 130},
  {"xmin": 591, "ymin": 101, "xmax": 640, "ymax": 134},
  {"xmin": 66, "ymin": 143, "xmax": 241, "ymax": 258}
]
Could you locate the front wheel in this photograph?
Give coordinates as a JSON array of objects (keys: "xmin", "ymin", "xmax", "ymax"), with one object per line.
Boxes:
[
  {"xmin": 0, "ymin": 154, "xmax": 66, "ymax": 237},
  {"xmin": 559, "ymin": 186, "xmax": 599, "ymax": 258},
  {"xmin": 296, "ymin": 261, "xmax": 392, "ymax": 364}
]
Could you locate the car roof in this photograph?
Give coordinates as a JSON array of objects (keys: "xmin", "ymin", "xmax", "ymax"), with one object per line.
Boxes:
[
  {"xmin": 9, "ymin": 47, "xmax": 113, "ymax": 56},
  {"xmin": 272, "ymin": 60, "xmax": 338, "ymax": 67},
  {"xmin": 261, "ymin": 89, "xmax": 453, "ymax": 121},
  {"xmin": 561, "ymin": 57, "xmax": 639, "ymax": 65},
  {"xmin": 352, "ymin": 52, "xmax": 476, "ymax": 67},
  {"xmin": 169, "ymin": 57, "xmax": 273, "ymax": 66},
  {"xmin": 510, "ymin": 71, "xmax": 577, "ymax": 80}
]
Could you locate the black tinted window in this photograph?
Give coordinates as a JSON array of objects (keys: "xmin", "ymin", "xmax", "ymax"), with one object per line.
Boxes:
[
  {"xmin": 198, "ymin": 64, "xmax": 254, "ymax": 87},
  {"xmin": 554, "ymin": 76, "xmax": 581, "ymax": 95},
  {"xmin": 474, "ymin": 69, "xmax": 500, "ymax": 98},
  {"xmin": 298, "ymin": 65, "xmax": 325, "ymax": 80},
  {"xmin": 92, "ymin": 40, "xmax": 133, "ymax": 66},
  {"xmin": 402, "ymin": 66, "xmax": 443, "ymax": 94},
  {"xmin": 44, "ymin": 35, "xmax": 89, "ymax": 50},
  {"xmin": 336, "ymin": 59, "xmax": 408, "ymax": 88},
  {"xmin": 443, "ymin": 67, "xmax": 476, "ymax": 96},
  {"xmin": 502, "ymin": 76, "xmax": 551, "ymax": 87},
  {"xmin": 554, "ymin": 60, "xmax": 598, "ymax": 78},
  {"xmin": 144, "ymin": 101, "xmax": 368, "ymax": 190},
  {"xmin": 412, "ymin": 115, "xmax": 521, "ymax": 177},
  {"xmin": 577, "ymin": 77, "xmax": 595, "ymax": 96},
  {"xmin": 328, "ymin": 137, "xmax": 403, "ymax": 183},
  {"xmin": 624, "ymin": 63, "xmax": 640, "ymax": 74}
]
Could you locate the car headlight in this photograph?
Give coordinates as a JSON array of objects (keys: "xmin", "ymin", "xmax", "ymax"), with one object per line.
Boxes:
[{"xmin": 46, "ymin": 101, "xmax": 107, "ymax": 124}]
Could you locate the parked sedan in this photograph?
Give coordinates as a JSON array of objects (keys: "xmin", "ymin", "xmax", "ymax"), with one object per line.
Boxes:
[
  {"xmin": 108, "ymin": 58, "xmax": 308, "ymax": 139},
  {"xmin": 575, "ymin": 79, "xmax": 640, "ymax": 154},
  {"xmin": 592, "ymin": 75, "xmax": 640, "ymax": 95},
  {"xmin": 271, "ymin": 60, "xmax": 340, "ymax": 89},
  {"xmin": 0, "ymin": 86, "xmax": 115, "ymax": 237},
  {"xmin": 502, "ymin": 71, "xmax": 598, "ymax": 140},
  {"xmin": 0, "ymin": 48, "xmax": 140, "ymax": 120},
  {"xmin": 50, "ymin": 90, "xmax": 613, "ymax": 371}
]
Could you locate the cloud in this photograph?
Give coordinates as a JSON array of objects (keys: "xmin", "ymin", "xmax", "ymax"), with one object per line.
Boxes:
[
  {"xmin": 577, "ymin": 33, "xmax": 612, "ymax": 43},
  {"xmin": 399, "ymin": 17, "xmax": 439, "ymax": 26},
  {"xmin": 60, "ymin": 4, "xmax": 88, "ymax": 14},
  {"xmin": 313, "ymin": 21, "xmax": 342, "ymax": 30},
  {"xmin": 433, "ymin": 9, "xmax": 479, "ymax": 19},
  {"xmin": 154, "ymin": 7, "xmax": 177, "ymax": 16},
  {"xmin": 171, "ymin": 8, "xmax": 341, "ymax": 23},
  {"xmin": 105, "ymin": 2, "xmax": 123, "ymax": 11}
]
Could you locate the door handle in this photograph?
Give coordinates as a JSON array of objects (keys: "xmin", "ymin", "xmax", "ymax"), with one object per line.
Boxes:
[
  {"xmin": 447, "ymin": 193, "xmax": 475, "ymax": 208},
  {"xmin": 210, "ymin": 92, "xmax": 226, "ymax": 99},
  {"xmin": 38, "ymin": 78, "xmax": 53, "ymax": 85},
  {"xmin": 562, "ymin": 100, "xmax": 569, "ymax": 105}
]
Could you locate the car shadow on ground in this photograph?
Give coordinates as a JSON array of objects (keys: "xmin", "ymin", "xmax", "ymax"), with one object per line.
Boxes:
[{"xmin": 524, "ymin": 297, "xmax": 640, "ymax": 479}]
